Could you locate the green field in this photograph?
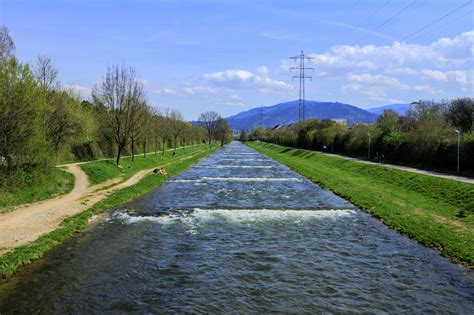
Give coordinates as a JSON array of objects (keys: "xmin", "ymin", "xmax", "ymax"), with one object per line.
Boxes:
[
  {"xmin": 0, "ymin": 146, "xmax": 217, "ymax": 277},
  {"xmin": 0, "ymin": 168, "xmax": 74, "ymax": 213},
  {"xmin": 247, "ymin": 141, "xmax": 474, "ymax": 267}
]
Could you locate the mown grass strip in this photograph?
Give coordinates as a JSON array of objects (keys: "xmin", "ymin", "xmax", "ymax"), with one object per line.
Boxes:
[
  {"xmin": 0, "ymin": 169, "xmax": 74, "ymax": 213},
  {"xmin": 247, "ymin": 141, "xmax": 474, "ymax": 268},
  {"xmin": 0, "ymin": 146, "xmax": 217, "ymax": 278},
  {"xmin": 80, "ymin": 145, "xmax": 205, "ymax": 185}
]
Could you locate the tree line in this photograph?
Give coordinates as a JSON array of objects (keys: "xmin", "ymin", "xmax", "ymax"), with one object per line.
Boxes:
[
  {"xmin": 0, "ymin": 26, "xmax": 232, "ymax": 191},
  {"xmin": 243, "ymin": 98, "xmax": 474, "ymax": 173}
]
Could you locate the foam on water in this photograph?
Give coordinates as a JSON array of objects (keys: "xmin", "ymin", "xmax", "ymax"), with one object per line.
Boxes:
[
  {"xmin": 201, "ymin": 177, "xmax": 302, "ymax": 182},
  {"xmin": 195, "ymin": 165, "xmax": 274, "ymax": 169},
  {"xmin": 169, "ymin": 177, "xmax": 302, "ymax": 183},
  {"xmin": 169, "ymin": 179, "xmax": 204, "ymax": 183},
  {"xmin": 221, "ymin": 153, "xmax": 260, "ymax": 155},
  {"xmin": 218, "ymin": 158, "xmax": 269, "ymax": 161},
  {"xmin": 113, "ymin": 209, "xmax": 356, "ymax": 226}
]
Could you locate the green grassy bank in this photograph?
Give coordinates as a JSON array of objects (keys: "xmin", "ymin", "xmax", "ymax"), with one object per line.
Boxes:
[
  {"xmin": 247, "ymin": 141, "xmax": 474, "ymax": 268},
  {"xmin": 80, "ymin": 145, "xmax": 205, "ymax": 185},
  {"xmin": 0, "ymin": 145, "xmax": 203, "ymax": 213},
  {"xmin": 0, "ymin": 169, "xmax": 74, "ymax": 213},
  {"xmin": 0, "ymin": 146, "xmax": 217, "ymax": 277}
]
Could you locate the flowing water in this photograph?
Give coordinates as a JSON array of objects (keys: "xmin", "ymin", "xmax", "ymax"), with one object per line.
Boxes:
[{"xmin": 1, "ymin": 141, "xmax": 474, "ymax": 313}]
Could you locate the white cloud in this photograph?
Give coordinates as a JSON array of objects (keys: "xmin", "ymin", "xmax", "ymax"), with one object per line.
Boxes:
[
  {"xmin": 137, "ymin": 78, "xmax": 149, "ymax": 87},
  {"xmin": 431, "ymin": 30, "xmax": 474, "ymax": 60},
  {"xmin": 201, "ymin": 68, "xmax": 293, "ymax": 93},
  {"xmin": 346, "ymin": 73, "xmax": 409, "ymax": 89},
  {"xmin": 203, "ymin": 69, "xmax": 253, "ymax": 82},
  {"xmin": 413, "ymin": 85, "xmax": 444, "ymax": 95},
  {"xmin": 419, "ymin": 69, "xmax": 473, "ymax": 89},
  {"xmin": 279, "ymin": 30, "xmax": 474, "ymax": 104},
  {"xmin": 256, "ymin": 66, "xmax": 269, "ymax": 76},
  {"xmin": 63, "ymin": 84, "xmax": 91, "ymax": 97},
  {"xmin": 446, "ymin": 70, "xmax": 473, "ymax": 88},
  {"xmin": 225, "ymin": 101, "xmax": 247, "ymax": 107},
  {"xmin": 421, "ymin": 69, "xmax": 448, "ymax": 82},
  {"xmin": 342, "ymin": 73, "xmax": 410, "ymax": 101},
  {"xmin": 230, "ymin": 94, "xmax": 241, "ymax": 100},
  {"xmin": 385, "ymin": 67, "xmax": 418, "ymax": 76},
  {"xmin": 154, "ymin": 87, "xmax": 177, "ymax": 95},
  {"xmin": 182, "ymin": 85, "xmax": 219, "ymax": 95},
  {"xmin": 280, "ymin": 30, "xmax": 474, "ymax": 75}
]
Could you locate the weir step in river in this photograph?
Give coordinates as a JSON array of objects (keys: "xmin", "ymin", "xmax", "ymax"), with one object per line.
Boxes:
[{"xmin": 0, "ymin": 141, "xmax": 473, "ymax": 313}]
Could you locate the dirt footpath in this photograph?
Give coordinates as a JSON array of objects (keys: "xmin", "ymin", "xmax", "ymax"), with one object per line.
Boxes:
[{"xmin": 0, "ymin": 152, "xmax": 200, "ymax": 255}]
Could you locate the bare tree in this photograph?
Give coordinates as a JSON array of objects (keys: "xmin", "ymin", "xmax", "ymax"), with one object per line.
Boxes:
[
  {"xmin": 158, "ymin": 108, "xmax": 173, "ymax": 155},
  {"xmin": 215, "ymin": 117, "xmax": 232, "ymax": 146},
  {"xmin": 129, "ymin": 100, "xmax": 148, "ymax": 161},
  {"xmin": 34, "ymin": 55, "xmax": 59, "ymax": 90},
  {"xmin": 151, "ymin": 108, "xmax": 163, "ymax": 156},
  {"xmin": 92, "ymin": 65, "xmax": 146, "ymax": 166},
  {"xmin": 170, "ymin": 109, "xmax": 186, "ymax": 155},
  {"xmin": 140, "ymin": 104, "xmax": 153, "ymax": 158},
  {"xmin": 198, "ymin": 111, "xmax": 220, "ymax": 147},
  {"xmin": 0, "ymin": 26, "xmax": 15, "ymax": 61}
]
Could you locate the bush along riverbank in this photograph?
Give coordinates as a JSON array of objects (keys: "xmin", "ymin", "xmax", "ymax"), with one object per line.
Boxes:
[
  {"xmin": 247, "ymin": 141, "xmax": 474, "ymax": 268},
  {"xmin": 0, "ymin": 146, "xmax": 218, "ymax": 278}
]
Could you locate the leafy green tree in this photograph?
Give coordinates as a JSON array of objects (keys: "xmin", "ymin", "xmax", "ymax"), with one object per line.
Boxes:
[
  {"xmin": 45, "ymin": 91, "xmax": 96, "ymax": 156},
  {"xmin": 377, "ymin": 109, "xmax": 399, "ymax": 136},
  {"xmin": 446, "ymin": 98, "xmax": 473, "ymax": 133},
  {"xmin": 239, "ymin": 129, "xmax": 248, "ymax": 142},
  {"xmin": 0, "ymin": 58, "xmax": 51, "ymax": 179}
]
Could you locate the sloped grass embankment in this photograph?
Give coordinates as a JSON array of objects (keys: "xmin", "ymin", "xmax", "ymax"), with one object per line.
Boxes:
[
  {"xmin": 248, "ymin": 141, "xmax": 474, "ymax": 268},
  {"xmin": 0, "ymin": 146, "xmax": 217, "ymax": 277}
]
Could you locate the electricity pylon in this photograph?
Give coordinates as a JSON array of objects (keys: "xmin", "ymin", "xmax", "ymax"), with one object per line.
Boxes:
[{"xmin": 290, "ymin": 50, "xmax": 314, "ymax": 121}]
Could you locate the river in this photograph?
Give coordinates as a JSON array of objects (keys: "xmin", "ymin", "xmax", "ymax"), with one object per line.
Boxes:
[{"xmin": 1, "ymin": 141, "xmax": 473, "ymax": 313}]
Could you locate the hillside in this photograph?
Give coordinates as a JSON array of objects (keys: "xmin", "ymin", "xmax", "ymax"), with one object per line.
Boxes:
[
  {"xmin": 367, "ymin": 103, "xmax": 411, "ymax": 115},
  {"xmin": 226, "ymin": 100, "xmax": 378, "ymax": 131}
]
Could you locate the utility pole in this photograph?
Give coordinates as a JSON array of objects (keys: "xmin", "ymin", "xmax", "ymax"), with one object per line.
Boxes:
[
  {"xmin": 367, "ymin": 133, "xmax": 371, "ymax": 160},
  {"xmin": 290, "ymin": 50, "xmax": 314, "ymax": 122},
  {"xmin": 455, "ymin": 129, "xmax": 461, "ymax": 174},
  {"xmin": 260, "ymin": 105, "xmax": 264, "ymax": 129}
]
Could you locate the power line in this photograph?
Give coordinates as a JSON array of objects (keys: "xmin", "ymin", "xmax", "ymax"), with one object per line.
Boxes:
[
  {"xmin": 351, "ymin": 0, "xmax": 420, "ymax": 47},
  {"xmin": 381, "ymin": 0, "xmax": 427, "ymax": 30},
  {"xmin": 327, "ymin": 0, "xmax": 392, "ymax": 49},
  {"xmin": 401, "ymin": 0, "xmax": 473, "ymax": 41},
  {"xmin": 346, "ymin": 0, "xmax": 393, "ymax": 47},
  {"xmin": 289, "ymin": 50, "xmax": 314, "ymax": 122},
  {"xmin": 375, "ymin": 0, "xmax": 418, "ymax": 31},
  {"xmin": 410, "ymin": 8, "xmax": 473, "ymax": 42}
]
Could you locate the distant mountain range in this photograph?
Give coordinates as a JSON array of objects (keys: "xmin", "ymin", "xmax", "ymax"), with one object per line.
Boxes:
[
  {"xmin": 366, "ymin": 103, "xmax": 411, "ymax": 116},
  {"xmin": 226, "ymin": 100, "xmax": 379, "ymax": 131}
]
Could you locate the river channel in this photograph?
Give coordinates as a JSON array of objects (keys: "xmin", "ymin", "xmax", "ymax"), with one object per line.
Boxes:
[{"xmin": 1, "ymin": 141, "xmax": 473, "ymax": 313}]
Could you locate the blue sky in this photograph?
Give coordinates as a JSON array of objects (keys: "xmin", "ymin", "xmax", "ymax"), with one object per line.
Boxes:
[{"xmin": 1, "ymin": 0, "xmax": 473, "ymax": 119}]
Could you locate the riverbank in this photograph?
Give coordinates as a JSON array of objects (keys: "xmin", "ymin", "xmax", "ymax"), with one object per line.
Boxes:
[
  {"xmin": 247, "ymin": 141, "xmax": 474, "ymax": 268},
  {"xmin": 0, "ymin": 146, "xmax": 217, "ymax": 277},
  {"xmin": 0, "ymin": 168, "xmax": 75, "ymax": 213},
  {"xmin": 0, "ymin": 145, "xmax": 200, "ymax": 213}
]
